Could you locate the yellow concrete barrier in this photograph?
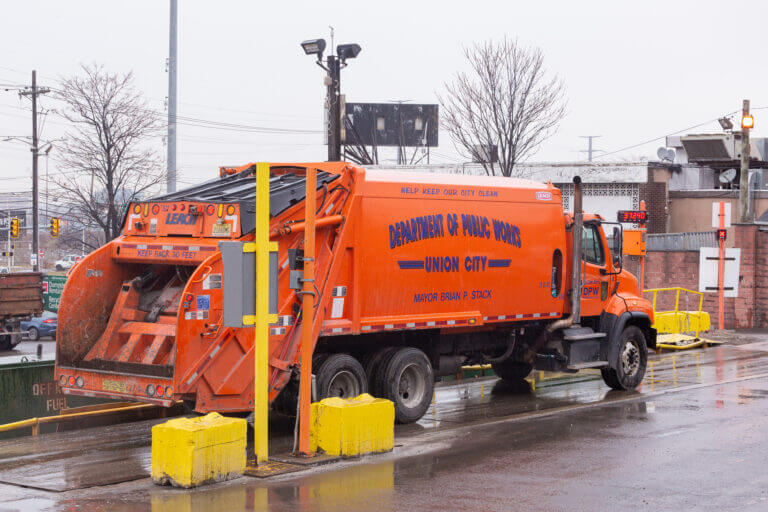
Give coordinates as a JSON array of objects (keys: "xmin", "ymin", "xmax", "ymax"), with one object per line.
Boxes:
[
  {"xmin": 151, "ymin": 412, "xmax": 246, "ymax": 488},
  {"xmin": 654, "ymin": 310, "xmax": 711, "ymax": 335},
  {"xmin": 310, "ymin": 393, "xmax": 394, "ymax": 457}
]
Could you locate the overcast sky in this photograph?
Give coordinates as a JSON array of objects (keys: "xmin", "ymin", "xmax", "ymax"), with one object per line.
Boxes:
[{"xmin": 1, "ymin": 0, "xmax": 766, "ymax": 192}]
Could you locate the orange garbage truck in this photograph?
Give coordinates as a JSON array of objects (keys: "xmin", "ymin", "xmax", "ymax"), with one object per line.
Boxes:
[{"xmin": 55, "ymin": 162, "xmax": 655, "ymax": 423}]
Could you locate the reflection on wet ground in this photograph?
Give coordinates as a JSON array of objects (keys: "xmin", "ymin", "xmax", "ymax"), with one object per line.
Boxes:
[{"xmin": 2, "ymin": 342, "xmax": 768, "ymax": 510}]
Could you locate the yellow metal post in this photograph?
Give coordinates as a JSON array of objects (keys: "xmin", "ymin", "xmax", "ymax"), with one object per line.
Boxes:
[
  {"xmin": 696, "ymin": 292, "xmax": 704, "ymax": 339},
  {"xmin": 254, "ymin": 162, "xmax": 270, "ymax": 464}
]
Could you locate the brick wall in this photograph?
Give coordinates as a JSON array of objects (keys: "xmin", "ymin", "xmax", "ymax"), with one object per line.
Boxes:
[{"xmin": 638, "ymin": 181, "xmax": 667, "ymax": 234}]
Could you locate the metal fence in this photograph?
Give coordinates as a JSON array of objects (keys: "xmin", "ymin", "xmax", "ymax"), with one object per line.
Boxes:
[{"xmin": 646, "ymin": 231, "xmax": 716, "ymax": 252}]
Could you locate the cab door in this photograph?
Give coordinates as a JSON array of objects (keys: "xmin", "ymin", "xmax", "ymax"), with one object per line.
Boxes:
[{"xmin": 579, "ymin": 223, "xmax": 611, "ymax": 317}]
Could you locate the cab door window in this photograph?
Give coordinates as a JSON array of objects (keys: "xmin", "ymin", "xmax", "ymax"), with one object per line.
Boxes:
[{"xmin": 582, "ymin": 225, "xmax": 605, "ymax": 266}]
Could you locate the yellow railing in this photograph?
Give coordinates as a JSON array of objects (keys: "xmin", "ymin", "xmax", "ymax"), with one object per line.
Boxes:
[
  {"xmin": 644, "ymin": 287, "xmax": 706, "ymax": 339},
  {"xmin": 0, "ymin": 402, "xmax": 171, "ymax": 436}
]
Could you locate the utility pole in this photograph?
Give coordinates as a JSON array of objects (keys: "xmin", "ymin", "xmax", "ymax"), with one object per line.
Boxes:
[
  {"xmin": 579, "ymin": 135, "xmax": 602, "ymax": 162},
  {"xmin": 20, "ymin": 71, "xmax": 49, "ymax": 272},
  {"xmin": 739, "ymin": 99, "xmax": 751, "ymax": 222},
  {"xmin": 167, "ymin": 0, "xmax": 178, "ymax": 193},
  {"xmin": 326, "ymin": 55, "xmax": 341, "ymax": 161}
]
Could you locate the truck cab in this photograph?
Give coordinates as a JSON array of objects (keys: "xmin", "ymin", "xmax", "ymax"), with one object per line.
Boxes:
[{"xmin": 518, "ymin": 208, "xmax": 655, "ymax": 391}]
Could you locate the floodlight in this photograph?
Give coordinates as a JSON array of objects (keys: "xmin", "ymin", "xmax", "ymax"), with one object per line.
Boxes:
[
  {"xmin": 301, "ymin": 39, "xmax": 326, "ymax": 58},
  {"xmin": 336, "ymin": 43, "xmax": 362, "ymax": 61},
  {"xmin": 742, "ymin": 114, "xmax": 754, "ymax": 130},
  {"xmin": 718, "ymin": 117, "xmax": 734, "ymax": 131}
]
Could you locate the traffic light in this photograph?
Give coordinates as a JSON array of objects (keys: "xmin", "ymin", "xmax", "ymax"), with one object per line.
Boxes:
[
  {"xmin": 9, "ymin": 217, "xmax": 19, "ymax": 239},
  {"xmin": 50, "ymin": 217, "xmax": 60, "ymax": 238}
]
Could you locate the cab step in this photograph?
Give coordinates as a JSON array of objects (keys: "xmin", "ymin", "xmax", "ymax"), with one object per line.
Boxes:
[{"xmin": 562, "ymin": 326, "xmax": 607, "ymax": 341}]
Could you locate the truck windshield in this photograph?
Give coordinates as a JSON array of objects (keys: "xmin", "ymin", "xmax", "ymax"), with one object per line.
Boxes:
[{"xmin": 582, "ymin": 225, "xmax": 605, "ymax": 266}]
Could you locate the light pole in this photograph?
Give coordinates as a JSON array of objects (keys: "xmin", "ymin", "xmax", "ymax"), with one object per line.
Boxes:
[
  {"xmin": 301, "ymin": 39, "xmax": 361, "ymax": 162},
  {"xmin": 739, "ymin": 100, "xmax": 754, "ymax": 222}
]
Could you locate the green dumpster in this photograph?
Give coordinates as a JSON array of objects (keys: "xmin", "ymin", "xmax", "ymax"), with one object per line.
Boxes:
[{"xmin": 0, "ymin": 355, "xmax": 112, "ymax": 438}]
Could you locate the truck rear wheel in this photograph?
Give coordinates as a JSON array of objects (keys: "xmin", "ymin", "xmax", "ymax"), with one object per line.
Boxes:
[
  {"xmin": 492, "ymin": 361, "xmax": 533, "ymax": 381},
  {"xmin": 315, "ymin": 353, "xmax": 367, "ymax": 400},
  {"xmin": 363, "ymin": 346, "xmax": 398, "ymax": 397},
  {"xmin": 601, "ymin": 326, "xmax": 647, "ymax": 390},
  {"xmin": 379, "ymin": 347, "xmax": 434, "ymax": 423}
]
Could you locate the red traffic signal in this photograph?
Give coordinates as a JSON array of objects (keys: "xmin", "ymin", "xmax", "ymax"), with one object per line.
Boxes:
[{"xmin": 717, "ymin": 229, "xmax": 727, "ymax": 241}]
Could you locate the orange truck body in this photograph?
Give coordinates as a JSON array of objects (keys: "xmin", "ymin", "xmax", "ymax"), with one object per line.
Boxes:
[{"xmin": 55, "ymin": 163, "xmax": 654, "ymax": 417}]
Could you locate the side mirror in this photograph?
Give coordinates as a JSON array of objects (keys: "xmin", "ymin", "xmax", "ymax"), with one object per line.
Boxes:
[{"xmin": 612, "ymin": 226, "xmax": 622, "ymax": 272}]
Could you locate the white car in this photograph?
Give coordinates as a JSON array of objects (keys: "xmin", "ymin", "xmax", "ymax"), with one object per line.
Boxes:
[
  {"xmin": 0, "ymin": 267, "xmax": 8, "ymax": 274},
  {"xmin": 54, "ymin": 254, "xmax": 82, "ymax": 271}
]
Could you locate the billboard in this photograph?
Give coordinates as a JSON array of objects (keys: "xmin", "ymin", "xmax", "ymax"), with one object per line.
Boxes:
[{"xmin": 342, "ymin": 103, "xmax": 438, "ymax": 147}]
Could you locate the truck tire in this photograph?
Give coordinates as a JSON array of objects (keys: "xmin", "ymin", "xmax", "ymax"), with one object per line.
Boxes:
[
  {"xmin": 363, "ymin": 346, "xmax": 397, "ymax": 397},
  {"xmin": 315, "ymin": 353, "xmax": 367, "ymax": 400},
  {"xmin": 0, "ymin": 333, "xmax": 20, "ymax": 351},
  {"xmin": 601, "ymin": 325, "xmax": 647, "ymax": 390},
  {"xmin": 492, "ymin": 361, "xmax": 533, "ymax": 381},
  {"xmin": 379, "ymin": 347, "xmax": 434, "ymax": 423}
]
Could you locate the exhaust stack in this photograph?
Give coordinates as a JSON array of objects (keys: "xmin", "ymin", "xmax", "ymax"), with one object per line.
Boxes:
[{"xmin": 570, "ymin": 176, "xmax": 583, "ymax": 325}]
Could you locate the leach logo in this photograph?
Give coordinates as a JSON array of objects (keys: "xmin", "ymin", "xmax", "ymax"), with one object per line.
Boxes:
[
  {"xmin": 165, "ymin": 213, "xmax": 196, "ymax": 225},
  {"xmin": 536, "ymin": 191, "xmax": 553, "ymax": 201}
]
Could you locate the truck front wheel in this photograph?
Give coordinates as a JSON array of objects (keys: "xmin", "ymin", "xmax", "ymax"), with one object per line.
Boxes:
[
  {"xmin": 315, "ymin": 353, "xmax": 367, "ymax": 400},
  {"xmin": 601, "ymin": 325, "xmax": 647, "ymax": 390},
  {"xmin": 379, "ymin": 347, "xmax": 434, "ymax": 423}
]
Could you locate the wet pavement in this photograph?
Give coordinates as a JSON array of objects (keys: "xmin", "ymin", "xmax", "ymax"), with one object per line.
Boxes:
[
  {"xmin": 0, "ymin": 340, "xmax": 56, "ymax": 364},
  {"xmin": 2, "ymin": 340, "xmax": 768, "ymax": 510}
]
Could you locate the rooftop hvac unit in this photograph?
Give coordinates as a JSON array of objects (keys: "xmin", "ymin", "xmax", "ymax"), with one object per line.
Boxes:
[
  {"xmin": 680, "ymin": 134, "xmax": 768, "ymax": 164},
  {"xmin": 680, "ymin": 134, "xmax": 739, "ymax": 162}
]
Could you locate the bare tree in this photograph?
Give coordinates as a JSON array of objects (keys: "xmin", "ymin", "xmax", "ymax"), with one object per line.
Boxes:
[
  {"xmin": 439, "ymin": 38, "xmax": 567, "ymax": 177},
  {"xmin": 53, "ymin": 64, "xmax": 164, "ymax": 242}
]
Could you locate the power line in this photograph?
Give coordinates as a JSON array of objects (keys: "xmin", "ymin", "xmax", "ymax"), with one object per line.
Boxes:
[{"xmin": 594, "ymin": 112, "xmax": 739, "ymax": 160}]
